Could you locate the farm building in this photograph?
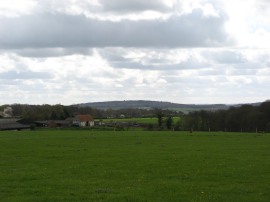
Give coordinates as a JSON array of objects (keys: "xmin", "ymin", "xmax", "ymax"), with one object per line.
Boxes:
[
  {"xmin": 34, "ymin": 115, "xmax": 94, "ymax": 128},
  {"xmin": 73, "ymin": 115, "xmax": 94, "ymax": 127},
  {"xmin": 0, "ymin": 118, "xmax": 30, "ymax": 131},
  {"xmin": 35, "ymin": 120, "xmax": 72, "ymax": 128}
]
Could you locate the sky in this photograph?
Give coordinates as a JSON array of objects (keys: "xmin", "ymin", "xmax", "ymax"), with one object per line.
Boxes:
[{"xmin": 1, "ymin": 0, "xmax": 270, "ymax": 105}]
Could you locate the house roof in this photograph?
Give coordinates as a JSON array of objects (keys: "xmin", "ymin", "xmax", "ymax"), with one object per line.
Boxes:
[
  {"xmin": 0, "ymin": 119, "xmax": 30, "ymax": 130},
  {"xmin": 75, "ymin": 115, "xmax": 93, "ymax": 122},
  {"xmin": 0, "ymin": 118, "xmax": 20, "ymax": 124}
]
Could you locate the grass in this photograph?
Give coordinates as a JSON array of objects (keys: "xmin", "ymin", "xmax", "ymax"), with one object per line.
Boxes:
[
  {"xmin": 1, "ymin": 130, "xmax": 270, "ymax": 201},
  {"xmin": 100, "ymin": 117, "xmax": 181, "ymax": 125},
  {"xmin": 101, "ymin": 117, "xmax": 158, "ymax": 125}
]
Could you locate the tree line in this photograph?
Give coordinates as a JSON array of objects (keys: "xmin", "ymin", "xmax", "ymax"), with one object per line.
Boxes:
[
  {"xmin": 180, "ymin": 101, "xmax": 270, "ymax": 132},
  {"xmin": 1, "ymin": 101, "xmax": 270, "ymax": 132}
]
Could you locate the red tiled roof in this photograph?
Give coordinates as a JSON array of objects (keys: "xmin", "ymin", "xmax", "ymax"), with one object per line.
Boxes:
[{"xmin": 75, "ymin": 115, "xmax": 93, "ymax": 122}]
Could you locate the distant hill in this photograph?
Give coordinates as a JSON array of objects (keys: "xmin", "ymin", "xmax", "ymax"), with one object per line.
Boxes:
[{"xmin": 77, "ymin": 100, "xmax": 231, "ymax": 113}]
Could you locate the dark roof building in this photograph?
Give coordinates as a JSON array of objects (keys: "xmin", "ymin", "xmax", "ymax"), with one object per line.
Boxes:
[
  {"xmin": 35, "ymin": 120, "xmax": 72, "ymax": 128},
  {"xmin": 0, "ymin": 119, "xmax": 30, "ymax": 131}
]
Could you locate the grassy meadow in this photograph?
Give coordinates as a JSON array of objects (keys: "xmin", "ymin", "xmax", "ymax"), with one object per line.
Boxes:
[
  {"xmin": 1, "ymin": 130, "xmax": 270, "ymax": 201},
  {"xmin": 101, "ymin": 117, "xmax": 181, "ymax": 125}
]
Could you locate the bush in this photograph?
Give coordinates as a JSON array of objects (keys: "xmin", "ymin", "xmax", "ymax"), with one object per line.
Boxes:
[
  {"xmin": 147, "ymin": 124, "xmax": 154, "ymax": 131},
  {"xmin": 115, "ymin": 126, "xmax": 125, "ymax": 131},
  {"xmin": 30, "ymin": 123, "xmax": 36, "ymax": 130}
]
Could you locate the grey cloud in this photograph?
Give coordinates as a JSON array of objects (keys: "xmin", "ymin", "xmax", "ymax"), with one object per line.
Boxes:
[
  {"xmin": 226, "ymin": 68, "xmax": 258, "ymax": 76},
  {"xmin": 99, "ymin": 48, "xmax": 129, "ymax": 62},
  {"xmin": 256, "ymin": 0, "xmax": 270, "ymax": 10},
  {"xmin": 14, "ymin": 48, "xmax": 93, "ymax": 58},
  {"xmin": 230, "ymin": 62, "xmax": 267, "ymax": 70},
  {"xmin": 100, "ymin": 49, "xmax": 208, "ymax": 70},
  {"xmin": 0, "ymin": 79, "xmax": 23, "ymax": 86},
  {"xmin": 199, "ymin": 68, "xmax": 226, "ymax": 76},
  {"xmin": 0, "ymin": 70, "xmax": 53, "ymax": 80},
  {"xmin": 204, "ymin": 50, "xmax": 247, "ymax": 64},
  {"xmin": 99, "ymin": 0, "xmax": 170, "ymax": 12},
  {"xmin": 110, "ymin": 58, "xmax": 208, "ymax": 70},
  {"xmin": 0, "ymin": 10, "xmax": 231, "ymax": 49}
]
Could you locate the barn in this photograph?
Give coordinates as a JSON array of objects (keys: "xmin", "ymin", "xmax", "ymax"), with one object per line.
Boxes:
[{"xmin": 0, "ymin": 119, "xmax": 30, "ymax": 131}]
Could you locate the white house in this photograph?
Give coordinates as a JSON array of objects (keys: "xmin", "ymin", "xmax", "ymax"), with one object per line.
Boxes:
[{"xmin": 73, "ymin": 115, "xmax": 94, "ymax": 127}]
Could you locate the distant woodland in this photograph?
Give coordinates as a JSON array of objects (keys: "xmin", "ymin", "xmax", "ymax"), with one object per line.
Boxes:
[{"xmin": 181, "ymin": 101, "xmax": 270, "ymax": 133}]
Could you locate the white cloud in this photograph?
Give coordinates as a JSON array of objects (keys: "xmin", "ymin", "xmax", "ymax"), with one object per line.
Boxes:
[
  {"xmin": 0, "ymin": 0, "xmax": 270, "ymax": 105},
  {"xmin": 0, "ymin": 0, "xmax": 37, "ymax": 17}
]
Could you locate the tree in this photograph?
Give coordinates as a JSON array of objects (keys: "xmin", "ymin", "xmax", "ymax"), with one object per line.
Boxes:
[
  {"xmin": 50, "ymin": 111, "xmax": 57, "ymax": 120},
  {"xmin": 155, "ymin": 109, "xmax": 164, "ymax": 127},
  {"xmin": 166, "ymin": 116, "xmax": 173, "ymax": 130}
]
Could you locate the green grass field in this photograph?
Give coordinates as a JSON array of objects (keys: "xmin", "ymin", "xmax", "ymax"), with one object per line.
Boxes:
[
  {"xmin": 1, "ymin": 130, "xmax": 270, "ymax": 201},
  {"xmin": 102, "ymin": 117, "xmax": 158, "ymax": 125},
  {"xmin": 101, "ymin": 117, "xmax": 181, "ymax": 125}
]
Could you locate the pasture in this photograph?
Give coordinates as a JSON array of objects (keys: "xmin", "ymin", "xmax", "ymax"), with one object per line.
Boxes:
[
  {"xmin": 101, "ymin": 117, "xmax": 181, "ymax": 125},
  {"xmin": 0, "ymin": 130, "xmax": 270, "ymax": 201}
]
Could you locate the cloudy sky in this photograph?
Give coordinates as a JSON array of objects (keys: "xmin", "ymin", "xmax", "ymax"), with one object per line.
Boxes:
[{"xmin": 1, "ymin": 0, "xmax": 270, "ymax": 105}]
